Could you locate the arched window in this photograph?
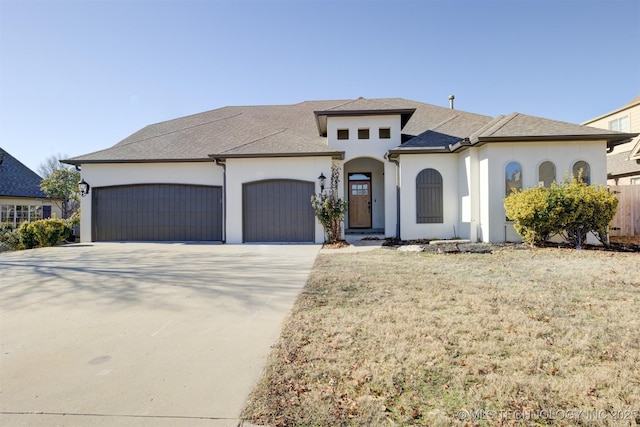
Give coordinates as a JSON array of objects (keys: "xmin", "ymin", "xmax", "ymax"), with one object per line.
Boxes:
[
  {"xmin": 572, "ymin": 161, "xmax": 590, "ymax": 185},
  {"xmin": 505, "ymin": 162, "xmax": 523, "ymax": 197},
  {"xmin": 538, "ymin": 161, "xmax": 556, "ymax": 188},
  {"xmin": 416, "ymin": 168, "xmax": 443, "ymax": 223}
]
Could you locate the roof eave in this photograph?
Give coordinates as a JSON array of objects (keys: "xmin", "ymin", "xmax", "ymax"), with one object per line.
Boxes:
[
  {"xmin": 61, "ymin": 158, "xmax": 215, "ymax": 166},
  {"xmin": 387, "ymin": 146, "xmax": 452, "ymax": 159},
  {"xmin": 209, "ymin": 151, "xmax": 345, "ymax": 160},
  {"xmin": 472, "ymin": 133, "xmax": 637, "ymax": 147},
  {"xmin": 608, "ymin": 169, "xmax": 640, "ymax": 179}
]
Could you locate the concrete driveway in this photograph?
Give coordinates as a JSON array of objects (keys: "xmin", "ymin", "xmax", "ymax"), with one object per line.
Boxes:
[{"xmin": 0, "ymin": 243, "xmax": 320, "ymax": 426}]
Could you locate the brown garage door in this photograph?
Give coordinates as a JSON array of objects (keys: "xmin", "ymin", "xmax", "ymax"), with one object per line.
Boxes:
[
  {"xmin": 92, "ymin": 184, "xmax": 222, "ymax": 241},
  {"xmin": 243, "ymin": 179, "xmax": 315, "ymax": 242}
]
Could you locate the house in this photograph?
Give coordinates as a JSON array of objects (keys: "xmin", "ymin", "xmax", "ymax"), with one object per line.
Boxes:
[
  {"xmin": 64, "ymin": 97, "xmax": 636, "ymax": 244},
  {"xmin": 582, "ymin": 95, "xmax": 640, "ymax": 185},
  {"xmin": 0, "ymin": 148, "xmax": 62, "ymax": 227}
]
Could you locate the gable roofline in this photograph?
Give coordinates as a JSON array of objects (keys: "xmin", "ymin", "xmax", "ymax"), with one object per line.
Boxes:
[
  {"xmin": 582, "ymin": 95, "xmax": 640, "ymax": 125},
  {"xmin": 469, "ymin": 112, "xmax": 637, "ymax": 150},
  {"xmin": 314, "ymin": 106, "xmax": 416, "ymax": 136}
]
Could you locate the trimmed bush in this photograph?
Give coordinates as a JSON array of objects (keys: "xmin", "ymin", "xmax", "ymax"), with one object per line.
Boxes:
[
  {"xmin": 12, "ymin": 218, "xmax": 74, "ymax": 250},
  {"xmin": 30, "ymin": 218, "xmax": 73, "ymax": 247},
  {"xmin": 504, "ymin": 176, "xmax": 618, "ymax": 248},
  {"xmin": 0, "ymin": 223, "xmax": 21, "ymax": 250},
  {"xmin": 18, "ymin": 222, "xmax": 38, "ymax": 249},
  {"xmin": 504, "ymin": 184, "xmax": 560, "ymax": 246}
]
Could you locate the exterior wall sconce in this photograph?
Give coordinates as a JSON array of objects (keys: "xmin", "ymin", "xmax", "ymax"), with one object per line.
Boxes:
[
  {"xmin": 318, "ymin": 173, "xmax": 326, "ymax": 192},
  {"xmin": 78, "ymin": 178, "xmax": 90, "ymax": 197}
]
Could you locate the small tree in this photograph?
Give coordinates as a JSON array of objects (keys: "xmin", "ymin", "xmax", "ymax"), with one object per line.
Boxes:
[
  {"xmin": 311, "ymin": 165, "xmax": 347, "ymax": 243},
  {"xmin": 40, "ymin": 168, "xmax": 81, "ymax": 219}
]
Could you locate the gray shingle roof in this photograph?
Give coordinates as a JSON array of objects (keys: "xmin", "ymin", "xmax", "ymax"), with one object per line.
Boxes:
[
  {"xmin": 66, "ymin": 100, "xmax": 344, "ymax": 164},
  {"xmin": 64, "ymin": 98, "xmax": 637, "ymax": 164},
  {"xmin": 474, "ymin": 113, "xmax": 627, "ymax": 140},
  {"xmin": 323, "ymin": 97, "xmax": 403, "ymax": 112},
  {"xmin": 607, "ymin": 150, "xmax": 640, "ymax": 178},
  {"xmin": 0, "ymin": 147, "xmax": 48, "ymax": 198}
]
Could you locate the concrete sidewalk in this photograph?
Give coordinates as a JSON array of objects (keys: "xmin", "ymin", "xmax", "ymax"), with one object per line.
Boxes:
[{"xmin": 0, "ymin": 243, "xmax": 320, "ymax": 426}]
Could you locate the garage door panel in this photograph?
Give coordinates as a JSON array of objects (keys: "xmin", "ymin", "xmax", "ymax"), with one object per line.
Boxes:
[
  {"xmin": 93, "ymin": 184, "xmax": 222, "ymax": 241},
  {"xmin": 243, "ymin": 180, "xmax": 314, "ymax": 242}
]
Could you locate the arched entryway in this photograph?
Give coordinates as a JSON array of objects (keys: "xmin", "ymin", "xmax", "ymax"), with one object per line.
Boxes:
[{"xmin": 343, "ymin": 157, "xmax": 385, "ymax": 233}]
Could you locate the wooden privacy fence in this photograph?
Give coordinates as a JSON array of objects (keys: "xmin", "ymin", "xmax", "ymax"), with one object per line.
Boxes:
[{"xmin": 609, "ymin": 185, "xmax": 640, "ymax": 236}]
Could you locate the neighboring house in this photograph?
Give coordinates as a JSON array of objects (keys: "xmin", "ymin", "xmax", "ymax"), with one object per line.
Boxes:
[
  {"xmin": 64, "ymin": 97, "xmax": 635, "ymax": 244},
  {"xmin": 583, "ymin": 95, "xmax": 640, "ymax": 185},
  {"xmin": 0, "ymin": 148, "xmax": 62, "ymax": 227}
]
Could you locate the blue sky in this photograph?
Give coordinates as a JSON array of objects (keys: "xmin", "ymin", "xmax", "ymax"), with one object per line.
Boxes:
[{"xmin": 1, "ymin": 0, "xmax": 639, "ymax": 174}]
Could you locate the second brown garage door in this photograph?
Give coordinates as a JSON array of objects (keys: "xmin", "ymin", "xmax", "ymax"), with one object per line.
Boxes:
[
  {"xmin": 92, "ymin": 184, "xmax": 222, "ymax": 241},
  {"xmin": 243, "ymin": 179, "xmax": 315, "ymax": 242}
]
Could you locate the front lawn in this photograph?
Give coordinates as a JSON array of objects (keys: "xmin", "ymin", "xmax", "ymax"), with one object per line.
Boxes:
[{"xmin": 242, "ymin": 247, "xmax": 640, "ymax": 426}]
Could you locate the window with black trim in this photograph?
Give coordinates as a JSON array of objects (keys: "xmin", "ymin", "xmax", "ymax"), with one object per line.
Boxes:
[
  {"xmin": 358, "ymin": 128, "xmax": 369, "ymax": 139},
  {"xmin": 416, "ymin": 168, "xmax": 443, "ymax": 223},
  {"xmin": 337, "ymin": 129, "xmax": 349, "ymax": 140},
  {"xmin": 379, "ymin": 127, "xmax": 391, "ymax": 139}
]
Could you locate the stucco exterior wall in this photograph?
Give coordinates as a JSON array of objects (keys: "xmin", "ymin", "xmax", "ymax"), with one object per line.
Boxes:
[
  {"xmin": 328, "ymin": 116, "xmax": 402, "ymax": 160},
  {"xmin": 457, "ymin": 149, "xmax": 480, "ymax": 241},
  {"xmin": 479, "ymin": 140, "xmax": 607, "ymax": 242},
  {"xmin": 224, "ymin": 156, "xmax": 332, "ymax": 244},
  {"xmin": 79, "ymin": 162, "xmax": 223, "ymax": 242},
  {"xmin": 478, "ymin": 147, "xmax": 490, "ymax": 242},
  {"xmin": 397, "ymin": 154, "xmax": 459, "ymax": 240},
  {"xmin": 327, "ymin": 115, "xmax": 402, "ymax": 237}
]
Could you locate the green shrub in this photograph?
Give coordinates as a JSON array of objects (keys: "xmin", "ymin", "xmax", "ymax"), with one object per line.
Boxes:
[
  {"xmin": 560, "ymin": 178, "xmax": 617, "ymax": 247},
  {"xmin": 12, "ymin": 218, "xmax": 74, "ymax": 250},
  {"xmin": 18, "ymin": 222, "xmax": 38, "ymax": 249},
  {"xmin": 504, "ymin": 184, "xmax": 560, "ymax": 245},
  {"xmin": 504, "ymin": 176, "xmax": 618, "ymax": 248},
  {"xmin": 30, "ymin": 218, "xmax": 72, "ymax": 247},
  {"xmin": 0, "ymin": 225, "xmax": 21, "ymax": 250}
]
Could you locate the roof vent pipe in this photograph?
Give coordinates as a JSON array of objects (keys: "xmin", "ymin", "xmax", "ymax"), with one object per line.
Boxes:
[{"xmin": 449, "ymin": 94, "xmax": 455, "ymax": 109}]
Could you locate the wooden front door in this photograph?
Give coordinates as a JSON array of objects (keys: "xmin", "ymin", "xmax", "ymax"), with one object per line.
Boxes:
[{"xmin": 349, "ymin": 179, "xmax": 372, "ymax": 228}]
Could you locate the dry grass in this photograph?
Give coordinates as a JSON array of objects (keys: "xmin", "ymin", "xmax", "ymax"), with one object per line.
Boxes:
[{"xmin": 242, "ymin": 248, "xmax": 640, "ymax": 426}]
